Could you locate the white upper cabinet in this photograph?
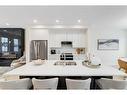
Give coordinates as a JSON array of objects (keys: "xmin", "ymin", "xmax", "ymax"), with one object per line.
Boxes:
[
  {"xmin": 72, "ymin": 30, "xmax": 87, "ymax": 48},
  {"xmin": 66, "ymin": 31, "xmax": 73, "ymax": 41},
  {"xmin": 49, "ymin": 29, "xmax": 87, "ymax": 48},
  {"xmin": 72, "ymin": 30, "xmax": 79, "ymax": 47},
  {"xmin": 49, "ymin": 30, "xmax": 61, "ymax": 47},
  {"xmin": 59, "ymin": 30, "xmax": 66, "ymax": 41},
  {"xmin": 57, "ymin": 29, "xmax": 73, "ymax": 41}
]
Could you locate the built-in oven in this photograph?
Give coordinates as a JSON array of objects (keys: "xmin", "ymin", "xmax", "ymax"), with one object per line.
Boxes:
[{"xmin": 60, "ymin": 53, "xmax": 73, "ymax": 60}]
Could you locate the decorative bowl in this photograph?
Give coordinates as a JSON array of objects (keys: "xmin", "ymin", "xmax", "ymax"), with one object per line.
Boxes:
[
  {"xmin": 82, "ymin": 61, "xmax": 101, "ymax": 69},
  {"xmin": 32, "ymin": 59, "xmax": 45, "ymax": 65}
]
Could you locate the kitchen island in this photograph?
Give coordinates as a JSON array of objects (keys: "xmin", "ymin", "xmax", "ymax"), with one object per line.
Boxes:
[
  {"xmin": 3, "ymin": 60, "xmax": 127, "ymax": 89},
  {"xmin": 4, "ymin": 60, "xmax": 127, "ymax": 77}
]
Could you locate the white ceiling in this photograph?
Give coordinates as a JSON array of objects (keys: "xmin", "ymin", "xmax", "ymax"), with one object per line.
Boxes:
[{"xmin": 0, "ymin": 6, "xmax": 127, "ymax": 29}]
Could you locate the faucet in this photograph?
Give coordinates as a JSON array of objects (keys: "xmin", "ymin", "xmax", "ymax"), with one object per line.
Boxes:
[
  {"xmin": 83, "ymin": 53, "xmax": 91, "ymax": 65},
  {"xmin": 64, "ymin": 53, "xmax": 66, "ymax": 61}
]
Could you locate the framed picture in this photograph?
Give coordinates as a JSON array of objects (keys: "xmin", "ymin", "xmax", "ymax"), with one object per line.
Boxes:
[{"xmin": 97, "ymin": 39, "xmax": 119, "ymax": 50}]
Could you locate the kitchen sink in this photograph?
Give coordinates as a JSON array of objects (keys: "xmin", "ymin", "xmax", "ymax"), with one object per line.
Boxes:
[{"xmin": 54, "ymin": 61, "xmax": 77, "ymax": 66}]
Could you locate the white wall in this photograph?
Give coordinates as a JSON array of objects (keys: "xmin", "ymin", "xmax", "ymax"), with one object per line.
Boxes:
[{"xmin": 87, "ymin": 26, "xmax": 127, "ymax": 65}]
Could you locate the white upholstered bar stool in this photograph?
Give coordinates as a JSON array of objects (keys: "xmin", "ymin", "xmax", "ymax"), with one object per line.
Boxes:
[
  {"xmin": 0, "ymin": 78, "xmax": 32, "ymax": 90},
  {"xmin": 66, "ymin": 78, "xmax": 91, "ymax": 90},
  {"xmin": 96, "ymin": 78, "xmax": 127, "ymax": 89},
  {"xmin": 32, "ymin": 78, "xmax": 58, "ymax": 90}
]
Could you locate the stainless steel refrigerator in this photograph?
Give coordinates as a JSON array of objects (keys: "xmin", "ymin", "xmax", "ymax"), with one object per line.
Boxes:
[{"xmin": 30, "ymin": 40, "xmax": 48, "ymax": 61}]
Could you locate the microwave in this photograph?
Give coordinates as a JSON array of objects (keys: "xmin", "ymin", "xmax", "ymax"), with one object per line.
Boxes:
[{"xmin": 51, "ymin": 50, "xmax": 56, "ymax": 54}]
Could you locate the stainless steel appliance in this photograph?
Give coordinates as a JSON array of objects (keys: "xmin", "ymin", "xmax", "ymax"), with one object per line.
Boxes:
[
  {"xmin": 61, "ymin": 41, "xmax": 72, "ymax": 45},
  {"xmin": 61, "ymin": 41, "xmax": 72, "ymax": 47},
  {"xmin": 60, "ymin": 53, "xmax": 73, "ymax": 60},
  {"xmin": 51, "ymin": 49, "xmax": 56, "ymax": 54},
  {"xmin": 30, "ymin": 40, "xmax": 48, "ymax": 60}
]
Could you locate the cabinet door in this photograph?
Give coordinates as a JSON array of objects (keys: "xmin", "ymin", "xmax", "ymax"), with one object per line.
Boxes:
[
  {"xmin": 49, "ymin": 31, "xmax": 55, "ymax": 47},
  {"xmin": 49, "ymin": 31, "xmax": 61, "ymax": 47},
  {"xmin": 78, "ymin": 31, "xmax": 86, "ymax": 47},
  {"xmin": 59, "ymin": 31, "xmax": 66, "ymax": 41},
  {"xmin": 55, "ymin": 31, "xmax": 61, "ymax": 47},
  {"xmin": 66, "ymin": 31, "xmax": 73, "ymax": 41},
  {"xmin": 49, "ymin": 31, "xmax": 53, "ymax": 47},
  {"xmin": 60, "ymin": 30, "xmax": 73, "ymax": 42},
  {"xmin": 73, "ymin": 31, "xmax": 86, "ymax": 48},
  {"xmin": 72, "ymin": 31, "xmax": 79, "ymax": 47}
]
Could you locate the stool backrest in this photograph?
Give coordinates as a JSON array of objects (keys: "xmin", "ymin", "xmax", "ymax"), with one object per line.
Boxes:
[
  {"xmin": 66, "ymin": 78, "xmax": 91, "ymax": 90},
  {"xmin": 32, "ymin": 78, "xmax": 58, "ymax": 90},
  {"xmin": 0, "ymin": 78, "xmax": 32, "ymax": 89},
  {"xmin": 97, "ymin": 78, "xmax": 127, "ymax": 89}
]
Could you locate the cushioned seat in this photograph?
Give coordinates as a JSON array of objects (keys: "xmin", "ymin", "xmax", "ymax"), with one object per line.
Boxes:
[
  {"xmin": 32, "ymin": 78, "xmax": 58, "ymax": 90},
  {"xmin": 66, "ymin": 78, "xmax": 91, "ymax": 90},
  {"xmin": 0, "ymin": 78, "xmax": 32, "ymax": 89},
  {"xmin": 96, "ymin": 78, "xmax": 127, "ymax": 89}
]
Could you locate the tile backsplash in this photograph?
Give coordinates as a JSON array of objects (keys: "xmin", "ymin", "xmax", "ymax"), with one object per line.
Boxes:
[{"xmin": 50, "ymin": 47, "xmax": 85, "ymax": 54}]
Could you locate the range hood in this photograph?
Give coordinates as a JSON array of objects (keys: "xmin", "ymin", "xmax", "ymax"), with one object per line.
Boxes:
[
  {"xmin": 61, "ymin": 41, "xmax": 72, "ymax": 47},
  {"xmin": 61, "ymin": 41, "xmax": 72, "ymax": 45}
]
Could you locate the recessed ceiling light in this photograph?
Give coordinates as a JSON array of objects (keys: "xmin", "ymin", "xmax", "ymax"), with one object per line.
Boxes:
[
  {"xmin": 6, "ymin": 23, "xmax": 10, "ymax": 26},
  {"xmin": 33, "ymin": 19, "xmax": 38, "ymax": 23},
  {"xmin": 56, "ymin": 20, "xmax": 60, "ymax": 23},
  {"xmin": 77, "ymin": 20, "xmax": 81, "ymax": 23}
]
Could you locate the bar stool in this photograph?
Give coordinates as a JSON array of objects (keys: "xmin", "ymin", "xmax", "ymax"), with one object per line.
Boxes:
[
  {"xmin": 32, "ymin": 78, "xmax": 58, "ymax": 90},
  {"xmin": 0, "ymin": 78, "xmax": 32, "ymax": 89},
  {"xmin": 66, "ymin": 78, "xmax": 91, "ymax": 90},
  {"xmin": 96, "ymin": 78, "xmax": 127, "ymax": 89}
]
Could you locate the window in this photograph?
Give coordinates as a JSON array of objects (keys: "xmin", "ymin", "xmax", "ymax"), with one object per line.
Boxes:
[
  {"xmin": 14, "ymin": 39, "xmax": 19, "ymax": 52},
  {"xmin": 1, "ymin": 37, "xmax": 8, "ymax": 52}
]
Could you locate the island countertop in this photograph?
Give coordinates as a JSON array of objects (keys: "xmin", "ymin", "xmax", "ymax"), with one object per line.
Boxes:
[{"xmin": 3, "ymin": 60, "xmax": 127, "ymax": 77}]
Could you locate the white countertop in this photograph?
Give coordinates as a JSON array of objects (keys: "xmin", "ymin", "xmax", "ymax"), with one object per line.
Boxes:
[{"xmin": 4, "ymin": 60, "xmax": 127, "ymax": 77}]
